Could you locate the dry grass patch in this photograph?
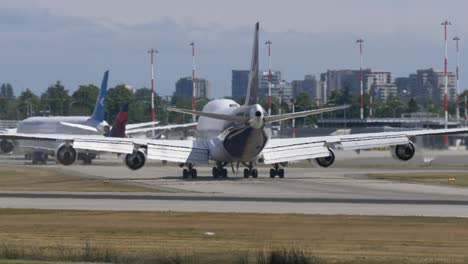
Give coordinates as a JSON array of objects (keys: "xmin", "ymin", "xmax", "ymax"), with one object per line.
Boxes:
[
  {"xmin": 0, "ymin": 209, "xmax": 468, "ymax": 263},
  {"xmin": 366, "ymin": 171, "xmax": 468, "ymax": 187},
  {"xmin": 0, "ymin": 166, "xmax": 155, "ymax": 192}
]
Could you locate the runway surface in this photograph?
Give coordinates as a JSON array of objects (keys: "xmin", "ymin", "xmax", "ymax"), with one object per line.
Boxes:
[{"xmin": 1, "ymin": 150, "xmax": 468, "ymax": 216}]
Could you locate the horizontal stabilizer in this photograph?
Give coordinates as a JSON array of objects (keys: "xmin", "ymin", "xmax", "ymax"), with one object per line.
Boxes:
[
  {"xmin": 126, "ymin": 121, "xmax": 160, "ymax": 130},
  {"xmin": 264, "ymin": 105, "xmax": 350, "ymax": 123},
  {"xmin": 167, "ymin": 107, "xmax": 247, "ymax": 122},
  {"xmin": 59, "ymin": 122, "xmax": 99, "ymax": 132}
]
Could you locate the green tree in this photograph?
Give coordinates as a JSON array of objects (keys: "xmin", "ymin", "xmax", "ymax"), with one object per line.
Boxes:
[
  {"xmin": 71, "ymin": 84, "xmax": 99, "ymax": 116},
  {"xmin": 0, "ymin": 83, "xmax": 14, "ymax": 99},
  {"xmin": 41, "ymin": 81, "xmax": 71, "ymax": 116},
  {"xmin": 407, "ymin": 98, "xmax": 419, "ymax": 113},
  {"xmin": 106, "ymin": 84, "xmax": 135, "ymax": 123},
  {"xmin": 17, "ymin": 89, "xmax": 40, "ymax": 119}
]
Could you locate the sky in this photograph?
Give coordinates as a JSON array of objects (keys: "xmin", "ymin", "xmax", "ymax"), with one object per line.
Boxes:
[{"xmin": 1, "ymin": 0, "xmax": 468, "ymax": 98}]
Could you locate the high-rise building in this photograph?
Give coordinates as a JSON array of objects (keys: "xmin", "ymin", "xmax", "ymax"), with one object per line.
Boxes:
[
  {"xmin": 231, "ymin": 70, "xmax": 249, "ymax": 100},
  {"xmin": 292, "ymin": 75, "xmax": 322, "ymax": 105},
  {"xmin": 401, "ymin": 68, "xmax": 456, "ymax": 107},
  {"xmin": 320, "ymin": 69, "xmax": 393, "ymax": 102},
  {"xmin": 173, "ymin": 77, "xmax": 211, "ymax": 101},
  {"xmin": 259, "ymin": 70, "xmax": 281, "ymax": 99}
]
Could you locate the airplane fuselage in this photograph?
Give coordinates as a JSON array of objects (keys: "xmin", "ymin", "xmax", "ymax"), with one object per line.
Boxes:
[{"xmin": 197, "ymin": 99, "xmax": 271, "ymax": 163}]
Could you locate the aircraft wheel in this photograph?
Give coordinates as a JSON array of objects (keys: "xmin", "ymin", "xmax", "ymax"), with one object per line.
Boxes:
[
  {"xmin": 269, "ymin": 169, "xmax": 276, "ymax": 178},
  {"xmin": 183, "ymin": 169, "xmax": 189, "ymax": 179},
  {"xmin": 243, "ymin": 168, "xmax": 250, "ymax": 178},
  {"xmin": 222, "ymin": 168, "xmax": 228, "ymax": 178},
  {"xmin": 212, "ymin": 167, "xmax": 219, "ymax": 178},
  {"xmin": 191, "ymin": 169, "xmax": 197, "ymax": 178},
  {"xmin": 278, "ymin": 169, "xmax": 285, "ymax": 178},
  {"xmin": 251, "ymin": 169, "xmax": 258, "ymax": 178}
]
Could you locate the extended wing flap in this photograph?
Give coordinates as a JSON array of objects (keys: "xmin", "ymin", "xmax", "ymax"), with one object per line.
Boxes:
[
  {"xmin": 147, "ymin": 141, "xmax": 209, "ymax": 164},
  {"xmin": 73, "ymin": 139, "xmax": 134, "ymax": 154},
  {"xmin": 262, "ymin": 140, "xmax": 330, "ymax": 164},
  {"xmin": 333, "ymin": 135, "xmax": 409, "ymax": 150}
]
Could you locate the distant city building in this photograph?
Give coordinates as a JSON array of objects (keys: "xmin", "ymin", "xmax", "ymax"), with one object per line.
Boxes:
[
  {"xmin": 231, "ymin": 70, "xmax": 249, "ymax": 100},
  {"xmin": 373, "ymin": 83, "xmax": 398, "ymax": 101},
  {"xmin": 259, "ymin": 70, "xmax": 281, "ymax": 99},
  {"xmin": 272, "ymin": 80, "xmax": 293, "ymax": 103},
  {"xmin": 292, "ymin": 75, "xmax": 322, "ymax": 105},
  {"xmin": 399, "ymin": 68, "xmax": 456, "ymax": 107},
  {"xmin": 320, "ymin": 69, "xmax": 393, "ymax": 102},
  {"xmin": 173, "ymin": 77, "xmax": 211, "ymax": 101}
]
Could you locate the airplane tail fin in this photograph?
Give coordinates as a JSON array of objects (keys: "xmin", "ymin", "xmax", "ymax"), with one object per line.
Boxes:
[
  {"xmin": 90, "ymin": 70, "xmax": 109, "ymax": 122},
  {"xmin": 244, "ymin": 22, "xmax": 259, "ymax": 106},
  {"xmin": 105, "ymin": 103, "xmax": 128, "ymax": 138}
]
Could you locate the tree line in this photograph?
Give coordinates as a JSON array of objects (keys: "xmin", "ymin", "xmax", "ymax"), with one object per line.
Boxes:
[{"xmin": 1, "ymin": 81, "xmax": 467, "ymax": 126}]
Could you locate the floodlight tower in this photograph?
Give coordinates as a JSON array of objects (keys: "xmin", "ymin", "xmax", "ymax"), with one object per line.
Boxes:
[
  {"xmin": 453, "ymin": 36, "xmax": 461, "ymax": 122},
  {"xmin": 190, "ymin": 42, "xmax": 196, "ymax": 123},
  {"xmin": 265, "ymin": 40, "xmax": 273, "ymax": 116},
  {"xmin": 441, "ymin": 20, "xmax": 451, "ymax": 129},
  {"xmin": 356, "ymin": 38, "xmax": 365, "ymax": 119},
  {"xmin": 148, "ymin": 48, "xmax": 158, "ymax": 123}
]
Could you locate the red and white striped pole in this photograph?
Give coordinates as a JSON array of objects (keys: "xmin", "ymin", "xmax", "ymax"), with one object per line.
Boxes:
[
  {"xmin": 453, "ymin": 36, "xmax": 460, "ymax": 122},
  {"xmin": 190, "ymin": 42, "xmax": 196, "ymax": 123},
  {"xmin": 441, "ymin": 20, "xmax": 451, "ymax": 129},
  {"xmin": 265, "ymin": 40, "xmax": 272, "ymax": 116},
  {"xmin": 357, "ymin": 38, "xmax": 364, "ymax": 119},
  {"xmin": 148, "ymin": 48, "xmax": 158, "ymax": 122}
]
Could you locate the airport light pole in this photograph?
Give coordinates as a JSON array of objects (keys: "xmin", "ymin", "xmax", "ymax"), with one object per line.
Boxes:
[
  {"xmin": 265, "ymin": 40, "xmax": 272, "ymax": 116},
  {"xmin": 441, "ymin": 20, "xmax": 451, "ymax": 129},
  {"xmin": 291, "ymin": 98, "xmax": 296, "ymax": 138},
  {"xmin": 453, "ymin": 36, "xmax": 461, "ymax": 122},
  {"xmin": 190, "ymin": 42, "xmax": 196, "ymax": 123},
  {"xmin": 148, "ymin": 48, "xmax": 158, "ymax": 123},
  {"xmin": 356, "ymin": 38, "xmax": 364, "ymax": 119}
]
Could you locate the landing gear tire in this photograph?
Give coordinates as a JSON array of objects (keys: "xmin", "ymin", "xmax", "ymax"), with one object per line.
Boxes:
[
  {"xmin": 212, "ymin": 167, "xmax": 219, "ymax": 178},
  {"xmin": 270, "ymin": 168, "xmax": 276, "ymax": 178},
  {"xmin": 278, "ymin": 169, "xmax": 285, "ymax": 179},
  {"xmin": 243, "ymin": 168, "xmax": 249, "ymax": 178},
  {"xmin": 222, "ymin": 168, "xmax": 228, "ymax": 178},
  {"xmin": 183, "ymin": 169, "xmax": 189, "ymax": 179},
  {"xmin": 251, "ymin": 169, "xmax": 258, "ymax": 178},
  {"xmin": 192, "ymin": 169, "xmax": 198, "ymax": 178}
]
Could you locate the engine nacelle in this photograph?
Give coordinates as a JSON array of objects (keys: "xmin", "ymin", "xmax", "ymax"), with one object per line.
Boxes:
[
  {"xmin": 125, "ymin": 149, "xmax": 146, "ymax": 170},
  {"xmin": 0, "ymin": 139, "xmax": 15, "ymax": 153},
  {"xmin": 315, "ymin": 148, "xmax": 335, "ymax": 168},
  {"xmin": 55, "ymin": 144, "xmax": 77, "ymax": 166},
  {"xmin": 391, "ymin": 142, "xmax": 416, "ymax": 161}
]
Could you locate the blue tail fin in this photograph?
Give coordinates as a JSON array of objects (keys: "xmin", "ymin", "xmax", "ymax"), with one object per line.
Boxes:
[
  {"xmin": 90, "ymin": 70, "xmax": 109, "ymax": 122},
  {"xmin": 105, "ymin": 103, "xmax": 128, "ymax": 138}
]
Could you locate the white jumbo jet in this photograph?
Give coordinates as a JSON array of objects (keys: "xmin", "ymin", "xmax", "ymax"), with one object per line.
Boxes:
[{"xmin": 1, "ymin": 22, "xmax": 467, "ymax": 178}]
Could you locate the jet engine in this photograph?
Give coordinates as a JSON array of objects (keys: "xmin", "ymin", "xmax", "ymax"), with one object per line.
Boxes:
[
  {"xmin": 55, "ymin": 144, "xmax": 77, "ymax": 166},
  {"xmin": 125, "ymin": 149, "xmax": 146, "ymax": 170},
  {"xmin": 0, "ymin": 139, "xmax": 15, "ymax": 153},
  {"xmin": 315, "ymin": 148, "xmax": 335, "ymax": 168},
  {"xmin": 391, "ymin": 142, "xmax": 416, "ymax": 161}
]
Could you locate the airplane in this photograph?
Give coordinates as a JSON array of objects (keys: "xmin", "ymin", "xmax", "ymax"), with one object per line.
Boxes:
[
  {"xmin": 1, "ymin": 22, "xmax": 468, "ymax": 179},
  {"xmin": 0, "ymin": 71, "xmax": 171, "ymax": 164}
]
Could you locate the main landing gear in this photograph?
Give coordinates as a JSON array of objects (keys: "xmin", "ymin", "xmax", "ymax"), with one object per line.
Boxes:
[
  {"xmin": 181, "ymin": 163, "xmax": 197, "ymax": 179},
  {"xmin": 243, "ymin": 162, "xmax": 258, "ymax": 178},
  {"xmin": 212, "ymin": 162, "xmax": 228, "ymax": 178},
  {"xmin": 269, "ymin": 163, "xmax": 284, "ymax": 178}
]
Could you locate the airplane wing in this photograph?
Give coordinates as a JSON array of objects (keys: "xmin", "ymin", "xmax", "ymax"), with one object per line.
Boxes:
[
  {"xmin": 126, "ymin": 121, "xmax": 160, "ymax": 130},
  {"xmin": 262, "ymin": 127, "xmax": 468, "ymax": 164},
  {"xmin": 0, "ymin": 132, "xmax": 209, "ymax": 164},
  {"xmin": 125, "ymin": 122, "xmax": 197, "ymax": 135},
  {"xmin": 59, "ymin": 122, "xmax": 99, "ymax": 132}
]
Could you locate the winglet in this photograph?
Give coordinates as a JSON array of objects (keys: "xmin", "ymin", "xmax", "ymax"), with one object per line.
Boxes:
[
  {"xmin": 244, "ymin": 22, "xmax": 259, "ymax": 106},
  {"xmin": 90, "ymin": 70, "xmax": 109, "ymax": 122},
  {"xmin": 105, "ymin": 103, "xmax": 128, "ymax": 138}
]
